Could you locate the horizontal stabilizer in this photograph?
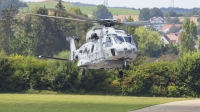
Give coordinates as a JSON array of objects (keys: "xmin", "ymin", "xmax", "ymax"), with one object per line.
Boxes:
[{"xmin": 38, "ymin": 55, "xmax": 68, "ymax": 61}]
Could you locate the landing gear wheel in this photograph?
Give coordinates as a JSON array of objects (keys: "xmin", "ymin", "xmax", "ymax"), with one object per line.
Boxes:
[
  {"xmin": 118, "ymin": 71, "xmax": 123, "ymax": 78},
  {"xmin": 81, "ymin": 69, "xmax": 86, "ymax": 76}
]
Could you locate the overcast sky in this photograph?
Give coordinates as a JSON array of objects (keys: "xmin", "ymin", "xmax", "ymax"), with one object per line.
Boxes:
[{"xmin": 22, "ymin": 0, "xmax": 200, "ymax": 9}]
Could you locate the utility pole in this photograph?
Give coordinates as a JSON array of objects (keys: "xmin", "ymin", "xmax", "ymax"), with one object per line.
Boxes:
[
  {"xmin": 170, "ymin": 0, "xmax": 174, "ymax": 10},
  {"xmin": 103, "ymin": 0, "xmax": 108, "ymax": 7}
]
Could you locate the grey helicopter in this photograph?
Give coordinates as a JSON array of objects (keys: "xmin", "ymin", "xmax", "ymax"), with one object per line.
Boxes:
[{"xmin": 33, "ymin": 9, "xmax": 165, "ymax": 77}]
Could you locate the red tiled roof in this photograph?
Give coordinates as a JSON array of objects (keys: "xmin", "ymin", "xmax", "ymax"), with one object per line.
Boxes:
[
  {"xmin": 115, "ymin": 15, "xmax": 127, "ymax": 22},
  {"xmin": 167, "ymin": 33, "xmax": 180, "ymax": 44},
  {"xmin": 161, "ymin": 24, "xmax": 182, "ymax": 32}
]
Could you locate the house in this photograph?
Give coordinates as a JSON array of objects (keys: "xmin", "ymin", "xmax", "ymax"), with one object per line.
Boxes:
[
  {"xmin": 161, "ymin": 24, "xmax": 182, "ymax": 33},
  {"xmin": 161, "ymin": 35, "xmax": 170, "ymax": 45},
  {"xmin": 113, "ymin": 15, "xmax": 127, "ymax": 22},
  {"xmin": 161, "ymin": 33, "xmax": 180, "ymax": 45},
  {"xmin": 149, "ymin": 17, "xmax": 166, "ymax": 31}
]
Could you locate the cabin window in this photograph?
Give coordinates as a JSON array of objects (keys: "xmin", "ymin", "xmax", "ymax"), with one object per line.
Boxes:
[{"xmin": 106, "ymin": 37, "xmax": 112, "ymax": 47}]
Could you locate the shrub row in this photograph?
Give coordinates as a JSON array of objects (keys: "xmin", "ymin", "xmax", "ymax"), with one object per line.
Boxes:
[{"xmin": 0, "ymin": 51, "xmax": 200, "ymax": 97}]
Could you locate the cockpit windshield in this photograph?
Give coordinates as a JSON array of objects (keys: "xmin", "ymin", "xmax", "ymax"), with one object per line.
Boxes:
[
  {"xmin": 113, "ymin": 36, "xmax": 124, "ymax": 43},
  {"xmin": 124, "ymin": 36, "xmax": 135, "ymax": 45}
]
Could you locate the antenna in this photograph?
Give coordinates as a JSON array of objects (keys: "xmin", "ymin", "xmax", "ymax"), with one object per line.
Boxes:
[
  {"xmin": 170, "ymin": 0, "xmax": 174, "ymax": 10},
  {"xmin": 103, "ymin": 0, "xmax": 108, "ymax": 7}
]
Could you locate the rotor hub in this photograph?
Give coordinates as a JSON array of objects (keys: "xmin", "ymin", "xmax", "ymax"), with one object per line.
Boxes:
[{"xmin": 99, "ymin": 19, "xmax": 117, "ymax": 27}]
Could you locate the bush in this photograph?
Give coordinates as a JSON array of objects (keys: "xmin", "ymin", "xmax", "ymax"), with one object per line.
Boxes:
[
  {"xmin": 178, "ymin": 51, "xmax": 200, "ymax": 95},
  {"xmin": 121, "ymin": 61, "xmax": 178, "ymax": 96},
  {"xmin": 167, "ymin": 85, "xmax": 180, "ymax": 97},
  {"xmin": 149, "ymin": 85, "xmax": 162, "ymax": 96}
]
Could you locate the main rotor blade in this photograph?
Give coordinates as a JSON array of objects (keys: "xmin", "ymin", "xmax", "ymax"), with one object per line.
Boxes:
[
  {"xmin": 119, "ymin": 21, "xmax": 167, "ymax": 26},
  {"xmin": 29, "ymin": 14, "xmax": 96, "ymax": 23},
  {"xmin": 38, "ymin": 55, "xmax": 69, "ymax": 61},
  {"xmin": 48, "ymin": 8, "xmax": 99, "ymax": 22}
]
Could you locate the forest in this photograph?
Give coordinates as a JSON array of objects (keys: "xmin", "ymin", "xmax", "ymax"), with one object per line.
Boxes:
[{"xmin": 0, "ymin": 0, "xmax": 200, "ymax": 97}]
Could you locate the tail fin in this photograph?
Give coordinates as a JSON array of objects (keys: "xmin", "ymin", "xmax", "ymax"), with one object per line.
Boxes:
[{"xmin": 66, "ymin": 37, "xmax": 76, "ymax": 61}]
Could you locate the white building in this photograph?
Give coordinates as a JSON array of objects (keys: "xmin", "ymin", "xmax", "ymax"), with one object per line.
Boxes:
[
  {"xmin": 150, "ymin": 17, "xmax": 167, "ymax": 31},
  {"xmin": 113, "ymin": 15, "xmax": 127, "ymax": 22}
]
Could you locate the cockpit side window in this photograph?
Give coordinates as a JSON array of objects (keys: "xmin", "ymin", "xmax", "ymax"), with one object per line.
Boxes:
[
  {"xmin": 124, "ymin": 36, "xmax": 135, "ymax": 45},
  {"xmin": 106, "ymin": 37, "xmax": 112, "ymax": 47},
  {"xmin": 113, "ymin": 36, "xmax": 124, "ymax": 43}
]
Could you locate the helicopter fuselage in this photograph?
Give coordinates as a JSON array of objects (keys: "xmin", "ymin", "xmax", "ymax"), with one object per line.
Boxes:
[{"xmin": 69, "ymin": 26, "xmax": 138, "ymax": 71}]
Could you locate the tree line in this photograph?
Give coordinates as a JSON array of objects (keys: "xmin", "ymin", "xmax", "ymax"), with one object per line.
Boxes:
[
  {"xmin": 0, "ymin": 1, "xmax": 200, "ymax": 97},
  {"xmin": 0, "ymin": 0, "xmax": 27, "ymax": 13}
]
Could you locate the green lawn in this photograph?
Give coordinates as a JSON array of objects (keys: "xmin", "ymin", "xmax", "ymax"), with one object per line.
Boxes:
[
  {"xmin": 0, "ymin": 94, "xmax": 191, "ymax": 112},
  {"xmin": 27, "ymin": 2, "xmax": 139, "ymax": 15}
]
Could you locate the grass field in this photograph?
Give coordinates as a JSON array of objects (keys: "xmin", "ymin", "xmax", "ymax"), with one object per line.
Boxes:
[
  {"xmin": 0, "ymin": 94, "xmax": 191, "ymax": 112},
  {"xmin": 27, "ymin": 1, "xmax": 139, "ymax": 15},
  {"xmin": 178, "ymin": 17, "xmax": 198, "ymax": 24}
]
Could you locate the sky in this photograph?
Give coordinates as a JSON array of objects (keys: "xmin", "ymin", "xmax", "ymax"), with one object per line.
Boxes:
[{"xmin": 22, "ymin": 0, "xmax": 200, "ymax": 9}]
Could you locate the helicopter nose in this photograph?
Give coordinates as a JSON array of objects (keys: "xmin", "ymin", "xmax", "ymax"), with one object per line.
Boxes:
[
  {"xmin": 113, "ymin": 43, "xmax": 137, "ymax": 54},
  {"xmin": 123, "ymin": 45, "xmax": 137, "ymax": 53}
]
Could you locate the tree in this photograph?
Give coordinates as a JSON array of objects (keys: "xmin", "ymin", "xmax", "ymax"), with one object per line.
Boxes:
[
  {"xmin": 0, "ymin": 0, "xmax": 27, "ymax": 11},
  {"xmin": 1, "ymin": 4, "xmax": 18, "ymax": 55},
  {"xmin": 92, "ymin": 5, "xmax": 113, "ymax": 19},
  {"xmin": 0, "ymin": 58, "xmax": 16, "ymax": 92},
  {"xmin": 165, "ymin": 10, "xmax": 177, "ymax": 17},
  {"xmin": 179, "ymin": 19, "xmax": 197, "ymax": 56},
  {"xmin": 67, "ymin": 7, "xmax": 93, "ymax": 46},
  {"xmin": 150, "ymin": 8, "xmax": 163, "ymax": 18},
  {"xmin": 134, "ymin": 27, "xmax": 163, "ymax": 57},
  {"xmin": 19, "ymin": 6, "xmax": 92, "ymax": 56},
  {"xmin": 178, "ymin": 51, "xmax": 200, "ymax": 96},
  {"xmin": 197, "ymin": 16, "xmax": 200, "ymax": 25},
  {"xmin": 198, "ymin": 38, "xmax": 200, "ymax": 50},
  {"xmin": 139, "ymin": 8, "xmax": 150, "ymax": 20},
  {"xmin": 190, "ymin": 9, "xmax": 198, "ymax": 15},
  {"xmin": 11, "ymin": 31, "xmax": 36, "ymax": 56},
  {"xmin": 126, "ymin": 16, "xmax": 135, "ymax": 34},
  {"xmin": 197, "ymin": 26, "xmax": 200, "ymax": 35},
  {"xmin": 165, "ymin": 17, "xmax": 181, "ymax": 24},
  {"xmin": 161, "ymin": 43, "xmax": 179, "ymax": 55},
  {"xmin": 55, "ymin": 0, "xmax": 66, "ymax": 11}
]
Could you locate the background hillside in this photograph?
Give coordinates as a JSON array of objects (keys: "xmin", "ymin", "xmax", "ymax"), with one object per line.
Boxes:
[
  {"xmin": 26, "ymin": 0, "xmax": 198, "ymax": 24},
  {"xmin": 27, "ymin": 0, "xmax": 140, "ymax": 15}
]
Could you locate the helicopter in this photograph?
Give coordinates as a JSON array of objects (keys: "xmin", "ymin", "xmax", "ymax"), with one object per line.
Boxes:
[{"xmin": 33, "ymin": 9, "xmax": 165, "ymax": 77}]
